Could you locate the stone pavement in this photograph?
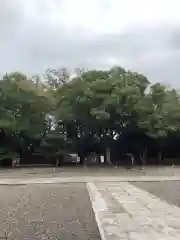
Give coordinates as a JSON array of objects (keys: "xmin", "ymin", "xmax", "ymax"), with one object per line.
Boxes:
[
  {"xmin": 0, "ymin": 176, "xmax": 180, "ymax": 184},
  {"xmin": 0, "ymin": 173, "xmax": 180, "ymax": 239},
  {"xmin": 87, "ymin": 182, "xmax": 180, "ymax": 240}
]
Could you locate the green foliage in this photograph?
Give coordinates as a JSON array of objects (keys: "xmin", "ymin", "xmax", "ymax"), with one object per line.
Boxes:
[
  {"xmin": 0, "ymin": 72, "xmax": 53, "ymax": 163},
  {"xmin": 0, "ymin": 66, "xmax": 180, "ymax": 165},
  {"xmin": 0, "ymin": 147, "xmax": 18, "ymax": 161},
  {"xmin": 0, "ymin": 73, "xmax": 51, "ymax": 136}
]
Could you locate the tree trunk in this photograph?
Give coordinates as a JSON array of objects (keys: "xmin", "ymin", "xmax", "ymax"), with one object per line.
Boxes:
[
  {"xmin": 56, "ymin": 158, "xmax": 59, "ymax": 167},
  {"xmin": 157, "ymin": 151, "xmax": 162, "ymax": 165},
  {"xmin": 130, "ymin": 154, "xmax": 135, "ymax": 165},
  {"xmin": 105, "ymin": 148, "xmax": 111, "ymax": 164},
  {"xmin": 144, "ymin": 148, "xmax": 147, "ymax": 165},
  {"xmin": 140, "ymin": 151, "xmax": 143, "ymax": 166},
  {"xmin": 140, "ymin": 149, "xmax": 147, "ymax": 166},
  {"xmin": 79, "ymin": 156, "xmax": 85, "ymax": 165}
]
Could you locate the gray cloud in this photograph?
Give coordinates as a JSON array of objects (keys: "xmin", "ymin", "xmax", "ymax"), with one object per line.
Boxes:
[{"xmin": 1, "ymin": 0, "xmax": 180, "ymax": 87}]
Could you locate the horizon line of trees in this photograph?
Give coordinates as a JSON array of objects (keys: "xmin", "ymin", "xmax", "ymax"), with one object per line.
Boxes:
[{"xmin": 0, "ymin": 66, "xmax": 180, "ymax": 166}]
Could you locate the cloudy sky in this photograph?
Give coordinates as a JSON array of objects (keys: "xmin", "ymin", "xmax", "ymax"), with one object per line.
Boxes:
[{"xmin": 1, "ymin": 0, "xmax": 180, "ymax": 86}]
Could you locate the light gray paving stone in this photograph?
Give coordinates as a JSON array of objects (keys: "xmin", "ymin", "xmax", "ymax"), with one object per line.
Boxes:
[
  {"xmin": 98, "ymin": 188, "xmax": 126, "ymax": 214},
  {"xmin": 87, "ymin": 182, "xmax": 180, "ymax": 240},
  {"xmin": 0, "ymin": 175, "xmax": 180, "ymax": 185}
]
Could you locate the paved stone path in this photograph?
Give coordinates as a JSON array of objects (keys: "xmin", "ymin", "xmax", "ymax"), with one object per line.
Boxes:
[
  {"xmin": 87, "ymin": 182, "xmax": 180, "ymax": 240},
  {"xmin": 0, "ymin": 176, "xmax": 179, "ymax": 184},
  {"xmin": 0, "ymin": 173, "xmax": 179, "ymax": 239}
]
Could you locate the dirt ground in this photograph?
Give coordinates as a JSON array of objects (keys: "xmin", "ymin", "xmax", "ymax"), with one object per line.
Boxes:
[{"xmin": 0, "ymin": 183, "xmax": 100, "ymax": 240}]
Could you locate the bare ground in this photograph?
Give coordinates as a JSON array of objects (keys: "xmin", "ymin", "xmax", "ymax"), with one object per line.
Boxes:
[{"xmin": 0, "ymin": 166, "xmax": 180, "ymax": 179}]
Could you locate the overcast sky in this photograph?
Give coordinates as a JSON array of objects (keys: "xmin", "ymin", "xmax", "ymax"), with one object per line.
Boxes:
[{"xmin": 1, "ymin": 0, "xmax": 180, "ymax": 86}]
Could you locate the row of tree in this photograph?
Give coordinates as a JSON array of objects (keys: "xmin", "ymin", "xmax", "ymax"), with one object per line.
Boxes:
[{"xmin": 0, "ymin": 66, "xmax": 180, "ymax": 166}]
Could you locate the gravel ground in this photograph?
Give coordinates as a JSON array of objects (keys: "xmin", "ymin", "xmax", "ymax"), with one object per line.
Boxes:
[
  {"xmin": 132, "ymin": 181, "xmax": 180, "ymax": 207},
  {"xmin": 0, "ymin": 166, "xmax": 179, "ymax": 178},
  {"xmin": 0, "ymin": 183, "xmax": 100, "ymax": 240}
]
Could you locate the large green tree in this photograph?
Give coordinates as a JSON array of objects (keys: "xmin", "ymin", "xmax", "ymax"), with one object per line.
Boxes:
[
  {"xmin": 0, "ymin": 72, "xmax": 52, "ymax": 163},
  {"xmin": 55, "ymin": 67, "xmax": 149, "ymax": 164},
  {"xmin": 137, "ymin": 83, "xmax": 180, "ymax": 163},
  {"xmin": 1, "ymin": 66, "xmax": 180, "ymax": 166}
]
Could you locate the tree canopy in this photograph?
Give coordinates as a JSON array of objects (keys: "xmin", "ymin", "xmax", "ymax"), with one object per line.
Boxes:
[{"xmin": 1, "ymin": 66, "xmax": 180, "ymax": 166}]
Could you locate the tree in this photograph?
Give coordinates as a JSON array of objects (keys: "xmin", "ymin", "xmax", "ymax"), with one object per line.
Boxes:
[
  {"xmin": 44, "ymin": 67, "xmax": 69, "ymax": 90},
  {"xmin": 1, "ymin": 66, "xmax": 180, "ymax": 167},
  {"xmin": 137, "ymin": 83, "xmax": 180, "ymax": 164},
  {"xmin": 0, "ymin": 72, "xmax": 52, "ymax": 164},
  {"xmin": 55, "ymin": 67, "xmax": 149, "ymax": 164}
]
